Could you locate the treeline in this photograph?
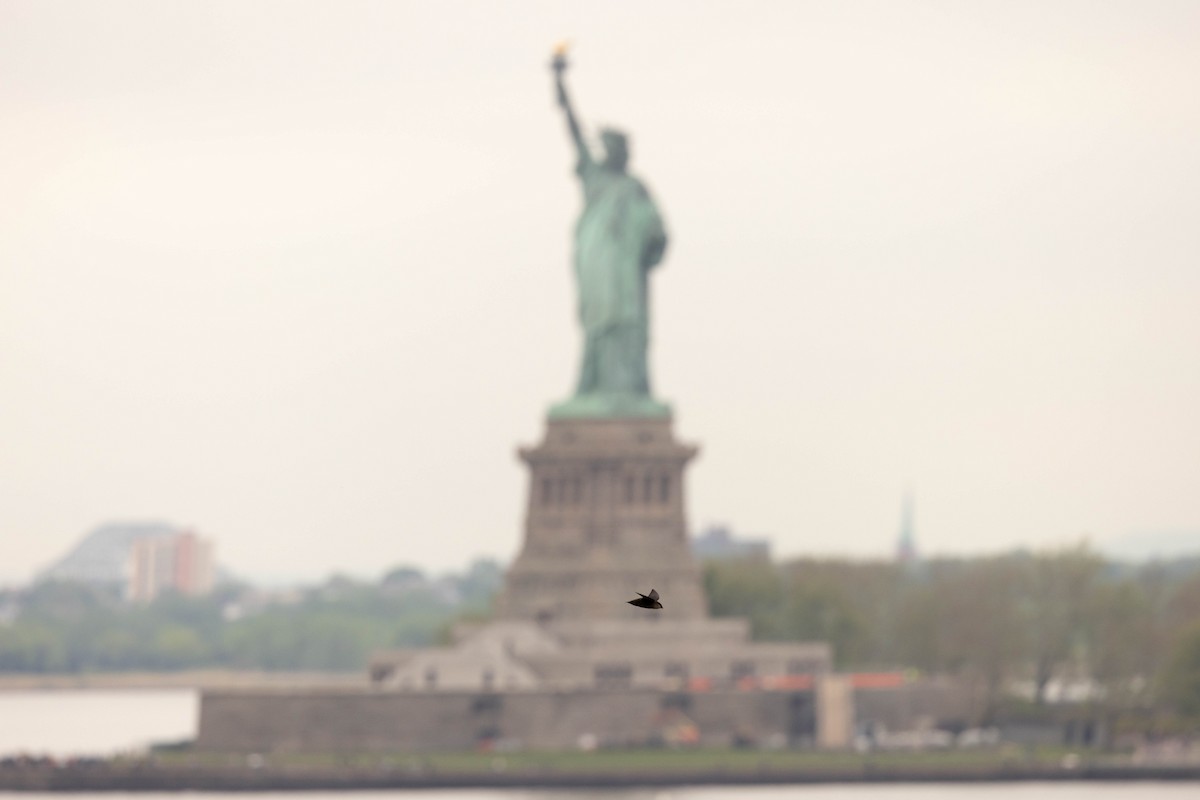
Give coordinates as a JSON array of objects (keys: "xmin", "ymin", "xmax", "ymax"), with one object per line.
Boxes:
[
  {"xmin": 705, "ymin": 544, "xmax": 1200, "ymax": 720},
  {"xmin": 0, "ymin": 560, "xmax": 501, "ymax": 673},
  {"xmin": 2, "ymin": 547, "xmax": 1198, "ymax": 723}
]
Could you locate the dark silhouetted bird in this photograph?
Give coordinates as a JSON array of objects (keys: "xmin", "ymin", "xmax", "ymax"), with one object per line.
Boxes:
[{"xmin": 627, "ymin": 589, "xmax": 663, "ymax": 609}]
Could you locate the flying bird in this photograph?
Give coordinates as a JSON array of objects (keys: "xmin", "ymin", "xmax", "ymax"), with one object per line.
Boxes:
[{"xmin": 627, "ymin": 589, "xmax": 663, "ymax": 610}]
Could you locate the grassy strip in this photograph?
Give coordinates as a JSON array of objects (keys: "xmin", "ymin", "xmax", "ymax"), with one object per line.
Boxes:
[{"xmin": 153, "ymin": 745, "xmax": 1103, "ymax": 775}]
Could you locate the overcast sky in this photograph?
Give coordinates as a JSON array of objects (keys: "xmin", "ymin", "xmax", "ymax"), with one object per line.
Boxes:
[{"xmin": 2, "ymin": 1, "xmax": 1198, "ymax": 585}]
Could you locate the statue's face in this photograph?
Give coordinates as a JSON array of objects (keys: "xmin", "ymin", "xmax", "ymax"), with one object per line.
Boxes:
[{"xmin": 601, "ymin": 133, "xmax": 629, "ymax": 172}]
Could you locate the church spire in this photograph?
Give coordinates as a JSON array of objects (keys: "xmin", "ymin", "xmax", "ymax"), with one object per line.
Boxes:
[{"xmin": 896, "ymin": 489, "xmax": 918, "ymax": 565}]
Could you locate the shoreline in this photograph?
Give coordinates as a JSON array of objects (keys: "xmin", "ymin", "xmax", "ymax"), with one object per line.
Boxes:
[{"xmin": 0, "ymin": 671, "xmax": 363, "ymax": 692}]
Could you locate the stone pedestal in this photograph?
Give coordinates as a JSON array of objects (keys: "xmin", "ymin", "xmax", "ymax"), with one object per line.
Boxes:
[{"xmin": 496, "ymin": 416, "xmax": 708, "ymax": 621}]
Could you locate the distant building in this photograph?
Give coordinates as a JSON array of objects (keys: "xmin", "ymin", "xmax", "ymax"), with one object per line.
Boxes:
[
  {"xmin": 39, "ymin": 521, "xmax": 183, "ymax": 588},
  {"xmin": 39, "ymin": 521, "xmax": 217, "ymax": 600},
  {"xmin": 691, "ymin": 525, "xmax": 771, "ymax": 561},
  {"xmin": 129, "ymin": 531, "xmax": 215, "ymax": 602}
]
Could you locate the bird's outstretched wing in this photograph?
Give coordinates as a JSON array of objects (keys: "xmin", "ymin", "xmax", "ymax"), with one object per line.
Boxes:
[{"xmin": 648, "ymin": 589, "xmax": 659, "ymax": 601}]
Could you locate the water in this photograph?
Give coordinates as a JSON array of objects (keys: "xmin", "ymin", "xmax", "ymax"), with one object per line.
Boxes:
[
  {"xmin": 0, "ymin": 689, "xmax": 196, "ymax": 757},
  {"xmin": 0, "ymin": 691, "xmax": 1196, "ymax": 798},
  {"xmin": 3, "ymin": 789, "xmax": 1200, "ymax": 800}
]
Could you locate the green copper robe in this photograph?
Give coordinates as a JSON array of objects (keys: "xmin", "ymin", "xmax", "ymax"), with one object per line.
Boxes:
[{"xmin": 557, "ymin": 159, "xmax": 667, "ymax": 416}]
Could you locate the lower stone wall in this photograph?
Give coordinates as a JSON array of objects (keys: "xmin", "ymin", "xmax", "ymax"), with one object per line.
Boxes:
[{"xmin": 197, "ymin": 687, "xmax": 818, "ymax": 753}]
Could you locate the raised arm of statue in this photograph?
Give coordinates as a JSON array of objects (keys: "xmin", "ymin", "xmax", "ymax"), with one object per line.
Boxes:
[{"xmin": 553, "ymin": 57, "xmax": 593, "ymax": 169}]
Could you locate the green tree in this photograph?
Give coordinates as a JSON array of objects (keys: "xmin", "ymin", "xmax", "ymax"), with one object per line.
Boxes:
[
  {"xmin": 151, "ymin": 625, "xmax": 207, "ymax": 669},
  {"xmin": 703, "ymin": 560, "xmax": 785, "ymax": 639},
  {"xmin": 893, "ymin": 581, "xmax": 946, "ymax": 673},
  {"xmin": 0, "ymin": 622, "xmax": 66, "ymax": 671},
  {"xmin": 1086, "ymin": 580, "xmax": 1155, "ymax": 702},
  {"xmin": 926, "ymin": 556, "xmax": 1027, "ymax": 723},
  {"xmin": 780, "ymin": 581, "xmax": 865, "ymax": 666},
  {"xmin": 1159, "ymin": 621, "xmax": 1200, "ymax": 719},
  {"xmin": 1016, "ymin": 543, "xmax": 1104, "ymax": 704}
]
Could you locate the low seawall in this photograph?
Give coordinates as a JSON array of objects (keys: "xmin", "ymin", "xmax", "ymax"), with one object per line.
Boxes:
[{"xmin": 197, "ymin": 686, "xmax": 811, "ymax": 752}]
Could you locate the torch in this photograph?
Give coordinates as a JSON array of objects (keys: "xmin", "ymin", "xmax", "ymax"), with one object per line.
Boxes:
[
  {"xmin": 551, "ymin": 40, "xmax": 570, "ymax": 74},
  {"xmin": 551, "ymin": 41, "xmax": 570, "ymax": 107}
]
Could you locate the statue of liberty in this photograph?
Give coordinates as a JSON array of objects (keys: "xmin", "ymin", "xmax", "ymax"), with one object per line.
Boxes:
[{"xmin": 549, "ymin": 47, "xmax": 670, "ymax": 419}]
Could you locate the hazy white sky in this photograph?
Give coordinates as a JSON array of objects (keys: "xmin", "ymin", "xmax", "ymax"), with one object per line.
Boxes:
[{"xmin": 2, "ymin": 1, "xmax": 1199, "ymax": 585}]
